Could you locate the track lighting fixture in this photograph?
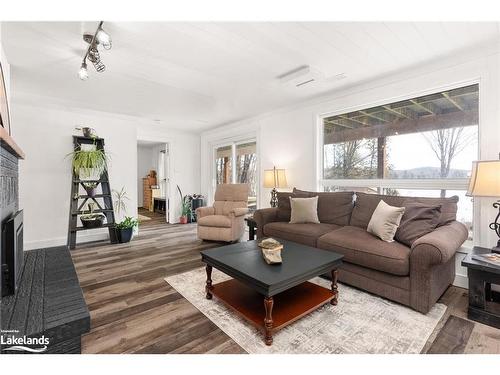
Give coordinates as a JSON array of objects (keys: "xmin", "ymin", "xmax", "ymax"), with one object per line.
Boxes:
[
  {"xmin": 96, "ymin": 25, "xmax": 112, "ymax": 50},
  {"xmin": 78, "ymin": 61, "xmax": 89, "ymax": 81},
  {"xmin": 78, "ymin": 21, "xmax": 112, "ymax": 80}
]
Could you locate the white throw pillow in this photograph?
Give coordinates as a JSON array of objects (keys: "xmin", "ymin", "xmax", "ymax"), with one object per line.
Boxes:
[
  {"xmin": 367, "ymin": 200, "xmax": 405, "ymax": 242},
  {"xmin": 289, "ymin": 196, "xmax": 320, "ymax": 224}
]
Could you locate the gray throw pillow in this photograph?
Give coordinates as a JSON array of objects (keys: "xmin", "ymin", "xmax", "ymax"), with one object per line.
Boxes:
[
  {"xmin": 367, "ymin": 200, "xmax": 405, "ymax": 242},
  {"xmin": 395, "ymin": 203, "xmax": 442, "ymax": 247},
  {"xmin": 289, "ymin": 196, "xmax": 320, "ymax": 224}
]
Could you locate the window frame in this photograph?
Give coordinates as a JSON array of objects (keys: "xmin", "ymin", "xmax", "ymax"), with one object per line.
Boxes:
[
  {"xmin": 212, "ymin": 137, "xmax": 259, "ymax": 208},
  {"xmin": 316, "ymin": 80, "xmax": 480, "ymax": 246}
]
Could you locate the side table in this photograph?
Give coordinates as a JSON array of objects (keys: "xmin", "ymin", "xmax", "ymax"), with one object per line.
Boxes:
[
  {"xmin": 461, "ymin": 246, "xmax": 500, "ymax": 329},
  {"xmin": 244, "ymin": 216, "xmax": 257, "ymax": 241}
]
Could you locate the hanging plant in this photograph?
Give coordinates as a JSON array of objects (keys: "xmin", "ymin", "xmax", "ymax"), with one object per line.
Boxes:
[{"xmin": 67, "ymin": 143, "xmax": 108, "ymax": 180}]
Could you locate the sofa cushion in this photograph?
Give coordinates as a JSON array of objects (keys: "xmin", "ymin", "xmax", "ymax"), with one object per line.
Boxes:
[
  {"xmin": 263, "ymin": 222, "xmax": 341, "ymax": 247},
  {"xmin": 276, "ymin": 191, "xmax": 309, "ymax": 221},
  {"xmin": 293, "ymin": 188, "xmax": 354, "ymax": 226},
  {"xmin": 367, "ymin": 200, "xmax": 405, "ymax": 242},
  {"xmin": 350, "ymin": 192, "xmax": 458, "ymax": 229},
  {"xmin": 317, "ymin": 226, "xmax": 411, "ymax": 276},
  {"xmin": 395, "ymin": 203, "xmax": 442, "ymax": 247},
  {"xmin": 197, "ymin": 215, "xmax": 232, "ymax": 228},
  {"xmin": 289, "ymin": 196, "xmax": 320, "ymax": 224}
]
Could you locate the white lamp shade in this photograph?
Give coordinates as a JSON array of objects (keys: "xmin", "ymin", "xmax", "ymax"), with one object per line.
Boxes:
[
  {"xmin": 466, "ymin": 160, "xmax": 500, "ymax": 197},
  {"xmin": 263, "ymin": 167, "xmax": 287, "ymax": 188}
]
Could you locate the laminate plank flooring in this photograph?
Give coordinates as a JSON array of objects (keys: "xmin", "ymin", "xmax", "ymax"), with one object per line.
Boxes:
[{"xmin": 71, "ymin": 223, "xmax": 500, "ymax": 354}]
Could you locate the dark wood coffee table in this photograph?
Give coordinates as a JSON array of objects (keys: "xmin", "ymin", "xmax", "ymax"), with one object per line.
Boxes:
[{"xmin": 200, "ymin": 240, "xmax": 343, "ymax": 345}]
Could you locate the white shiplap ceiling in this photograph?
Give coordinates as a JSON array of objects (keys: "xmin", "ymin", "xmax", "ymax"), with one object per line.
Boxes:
[{"xmin": 2, "ymin": 22, "xmax": 499, "ymax": 131}]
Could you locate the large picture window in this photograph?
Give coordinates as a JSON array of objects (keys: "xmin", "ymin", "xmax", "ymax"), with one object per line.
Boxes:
[{"xmin": 321, "ymin": 84, "xmax": 478, "ymax": 243}]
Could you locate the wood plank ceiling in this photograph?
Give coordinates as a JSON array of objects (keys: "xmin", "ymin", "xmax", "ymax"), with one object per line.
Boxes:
[
  {"xmin": 2, "ymin": 23, "xmax": 497, "ymax": 131},
  {"xmin": 324, "ymin": 84, "xmax": 479, "ymax": 144}
]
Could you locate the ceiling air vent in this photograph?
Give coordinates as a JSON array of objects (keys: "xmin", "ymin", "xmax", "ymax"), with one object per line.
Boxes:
[{"xmin": 277, "ymin": 65, "xmax": 323, "ymax": 88}]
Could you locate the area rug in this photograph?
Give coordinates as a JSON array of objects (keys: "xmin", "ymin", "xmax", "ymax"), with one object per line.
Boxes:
[
  {"xmin": 165, "ymin": 268, "xmax": 446, "ymax": 354},
  {"xmin": 138, "ymin": 213, "xmax": 151, "ymax": 221}
]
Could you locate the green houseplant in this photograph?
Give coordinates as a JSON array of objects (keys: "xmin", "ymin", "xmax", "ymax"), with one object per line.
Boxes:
[
  {"xmin": 80, "ymin": 202, "xmax": 105, "ymax": 229},
  {"xmin": 177, "ymin": 185, "xmax": 192, "ymax": 224},
  {"xmin": 67, "ymin": 142, "xmax": 108, "ymax": 181},
  {"xmin": 83, "ymin": 182, "xmax": 98, "ymax": 197},
  {"xmin": 115, "ymin": 216, "xmax": 139, "ymax": 243},
  {"xmin": 112, "ymin": 187, "xmax": 138, "ymax": 243}
]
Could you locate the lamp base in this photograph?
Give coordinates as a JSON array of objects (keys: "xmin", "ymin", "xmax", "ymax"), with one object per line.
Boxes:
[
  {"xmin": 489, "ymin": 201, "xmax": 500, "ymax": 254},
  {"xmin": 270, "ymin": 188, "xmax": 278, "ymax": 208},
  {"xmin": 490, "ymin": 201, "xmax": 500, "ymax": 253},
  {"xmin": 492, "ymin": 239, "xmax": 500, "ymax": 254}
]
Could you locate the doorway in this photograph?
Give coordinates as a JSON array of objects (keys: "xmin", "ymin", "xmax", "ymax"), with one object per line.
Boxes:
[{"xmin": 137, "ymin": 140, "xmax": 169, "ymax": 226}]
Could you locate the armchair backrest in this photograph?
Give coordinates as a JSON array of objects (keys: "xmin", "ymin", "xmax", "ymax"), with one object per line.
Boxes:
[{"xmin": 213, "ymin": 183, "xmax": 249, "ymax": 216}]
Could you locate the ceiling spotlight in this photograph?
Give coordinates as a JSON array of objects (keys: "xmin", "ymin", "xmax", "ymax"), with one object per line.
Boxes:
[
  {"xmin": 78, "ymin": 61, "xmax": 88, "ymax": 81},
  {"xmin": 96, "ymin": 26, "xmax": 112, "ymax": 50},
  {"xmin": 78, "ymin": 21, "xmax": 112, "ymax": 80}
]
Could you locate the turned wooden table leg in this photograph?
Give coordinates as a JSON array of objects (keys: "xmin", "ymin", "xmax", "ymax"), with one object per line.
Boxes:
[
  {"xmin": 264, "ymin": 296, "xmax": 274, "ymax": 346},
  {"xmin": 331, "ymin": 269, "xmax": 338, "ymax": 306},
  {"xmin": 205, "ymin": 265, "xmax": 213, "ymax": 300}
]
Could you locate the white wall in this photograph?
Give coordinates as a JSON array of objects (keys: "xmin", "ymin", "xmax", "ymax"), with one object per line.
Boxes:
[
  {"xmin": 12, "ymin": 104, "xmax": 138, "ymax": 250},
  {"xmin": 11, "ymin": 100, "xmax": 202, "ymax": 249},
  {"xmin": 201, "ymin": 43, "xmax": 500, "ymax": 287}
]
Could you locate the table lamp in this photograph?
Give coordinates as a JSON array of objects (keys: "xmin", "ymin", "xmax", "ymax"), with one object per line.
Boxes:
[
  {"xmin": 263, "ymin": 167, "xmax": 287, "ymax": 207},
  {"xmin": 466, "ymin": 159, "xmax": 500, "ymax": 252}
]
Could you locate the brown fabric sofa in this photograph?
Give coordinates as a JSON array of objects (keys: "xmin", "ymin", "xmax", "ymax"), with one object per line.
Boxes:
[
  {"xmin": 196, "ymin": 184, "xmax": 249, "ymax": 242},
  {"xmin": 253, "ymin": 189, "xmax": 468, "ymax": 314}
]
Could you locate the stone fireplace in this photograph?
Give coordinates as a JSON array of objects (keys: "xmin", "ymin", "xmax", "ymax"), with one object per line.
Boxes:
[{"xmin": 0, "ymin": 128, "xmax": 24, "ymax": 297}]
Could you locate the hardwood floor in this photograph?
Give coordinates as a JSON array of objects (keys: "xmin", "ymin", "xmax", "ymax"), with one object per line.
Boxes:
[
  {"xmin": 71, "ymin": 224, "xmax": 500, "ymax": 354},
  {"xmin": 138, "ymin": 207, "xmax": 167, "ymax": 226},
  {"xmin": 72, "ymin": 222, "xmax": 244, "ymax": 354}
]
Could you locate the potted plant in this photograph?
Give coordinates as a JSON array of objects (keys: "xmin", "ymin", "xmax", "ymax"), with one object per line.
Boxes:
[
  {"xmin": 112, "ymin": 187, "xmax": 138, "ymax": 243},
  {"xmin": 115, "ymin": 216, "xmax": 139, "ymax": 243},
  {"xmin": 80, "ymin": 203, "xmax": 105, "ymax": 229},
  {"xmin": 67, "ymin": 142, "xmax": 108, "ymax": 181},
  {"xmin": 180, "ymin": 198, "xmax": 191, "ymax": 224},
  {"xmin": 177, "ymin": 185, "xmax": 192, "ymax": 224},
  {"xmin": 83, "ymin": 182, "xmax": 98, "ymax": 197},
  {"xmin": 75, "ymin": 126, "xmax": 97, "ymax": 139}
]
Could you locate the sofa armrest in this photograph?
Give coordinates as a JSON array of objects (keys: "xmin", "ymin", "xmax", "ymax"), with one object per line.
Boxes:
[
  {"xmin": 230, "ymin": 208, "xmax": 249, "ymax": 217},
  {"xmin": 253, "ymin": 208, "xmax": 279, "ymax": 238},
  {"xmin": 196, "ymin": 206, "xmax": 214, "ymax": 219},
  {"xmin": 410, "ymin": 220, "xmax": 468, "ymax": 266}
]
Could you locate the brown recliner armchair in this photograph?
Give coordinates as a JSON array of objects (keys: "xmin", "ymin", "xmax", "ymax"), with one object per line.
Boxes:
[{"xmin": 196, "ymin": 184, "xmax": 249, "ymax": 242}]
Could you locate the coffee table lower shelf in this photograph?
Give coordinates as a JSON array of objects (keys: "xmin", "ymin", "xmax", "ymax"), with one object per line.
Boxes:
[{"xmin": 209, "ymin": 278, "xmax": 335, "ymax": 346}]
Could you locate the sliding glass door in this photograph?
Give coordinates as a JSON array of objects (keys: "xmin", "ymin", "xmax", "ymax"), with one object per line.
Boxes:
[
  {"xmin": 214, "ymin": 140, "xmax": 257, "ymax": 211},
  {"xmin": 215, "ymin": 145, "xmax": 233, "ymax": 185}
]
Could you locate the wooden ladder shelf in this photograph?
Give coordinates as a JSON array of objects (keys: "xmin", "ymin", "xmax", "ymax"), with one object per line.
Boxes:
[{"xmin": 67, "ymin": 136, "xmax": 118, "ymax": 249}]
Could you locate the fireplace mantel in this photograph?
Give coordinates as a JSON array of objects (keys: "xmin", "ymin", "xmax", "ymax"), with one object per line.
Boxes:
[{"xmin": 0, "ymin": 126, "xmax": 25, "ymax": 159}]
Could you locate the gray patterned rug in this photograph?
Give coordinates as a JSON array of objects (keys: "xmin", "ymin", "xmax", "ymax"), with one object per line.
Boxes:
[{"xmin": 165, "ymin": 268, "xmax": 446, "ymax": 354}]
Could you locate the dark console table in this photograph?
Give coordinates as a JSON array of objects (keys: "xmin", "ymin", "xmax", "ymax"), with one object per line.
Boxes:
[
  {"xmin": 1, "ymin": 247, "xmax": 90, "ymax": 354},
  {"xmin": 461, "ymin": 246, "xmax": 500, "ymax": 329}
]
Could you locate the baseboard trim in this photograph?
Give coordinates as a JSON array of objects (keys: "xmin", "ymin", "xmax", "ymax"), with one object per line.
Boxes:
[
  {"xmin": 453, "ymin": 274, "xmax": 468, "ymax": 289},
  {"xmin": 25, "ymin": 231, "xmax": 109, "ymax": 251}
]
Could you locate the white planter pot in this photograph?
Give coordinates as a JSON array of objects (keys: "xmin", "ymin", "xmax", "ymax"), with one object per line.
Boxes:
[
  {"xmin": 79, "ymin": 168, "xmax": 101, "ymax": 181},
  {"xmin": 80, "ymin": 144, "xmax": 97, "ymax": 152}
]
